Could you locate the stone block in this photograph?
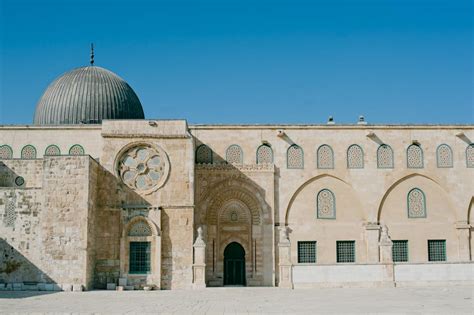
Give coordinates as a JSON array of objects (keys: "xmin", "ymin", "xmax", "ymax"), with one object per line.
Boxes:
[
  {"xmin": 62, "ymin": 284, "xmax": 73, "ymax": 292},
  {"xmin": 23, "ymin": 284, "xmax": 38, "ymax": 291},
  {"xmin": 13, "ymin": 283, "xmax": 23, "ymax": 291},
  {"xmin": 73, "ymin": 284, "xmax": 83, "ymax": 292},
  {"xmin": 143, "ymin": 286, "xmax": 152, "ymax": 291},
  {"xmin": 107, "ymin": 283, "xmax": 117, "ymax": 290},
  {"xmin": 118, "ymin": 278, "xmax": 127, "ymax": 286},
  {"xmin": 124, "ymin": 285, "xmax": 134, "ymax": 290},
  {"xmin": 37, "ymin": 283, "xmax": 46, "ymax": 291},
  {"xmin": 45, "ymin": 284, "xmax": 54, "ymax": 291},
  {"xmin": 116, "ymin": 286, "xmax": 124, "ymax": 291}
]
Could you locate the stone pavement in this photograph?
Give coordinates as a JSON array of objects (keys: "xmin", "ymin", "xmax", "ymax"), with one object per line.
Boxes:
[{"xmin": 0, "ymin": 286, "xmax": 472, "ymax": 314}]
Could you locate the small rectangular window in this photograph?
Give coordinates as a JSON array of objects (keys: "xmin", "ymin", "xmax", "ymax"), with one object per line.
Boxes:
[
  {"xmin": 336, "ymin": 241, "xmax": 355, "ymax": 263},
  {"xmin": 129, "ymin": 241, "xmax": 151, "ymax": 273},
  {"xmin": 428, "ymin": 240, "xmax": 446, "ymax": 262},
  {"xmin": 297, "ymin": 241, "xmax": 317, "ymax": 263},
  {"xmin": 392, "ymin": 240, "xmax": 409, "ymax": 262}
]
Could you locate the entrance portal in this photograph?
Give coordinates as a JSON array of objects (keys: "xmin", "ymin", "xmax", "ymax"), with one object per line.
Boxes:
[{"xmin": 224, "ymin": 242, "xmax": 246, "ymax": 286}]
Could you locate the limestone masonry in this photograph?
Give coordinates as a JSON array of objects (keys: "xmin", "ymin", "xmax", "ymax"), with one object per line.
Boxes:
[{"xmin": 0, "ymin": 64, "xmax": 473, "ymax": 291}]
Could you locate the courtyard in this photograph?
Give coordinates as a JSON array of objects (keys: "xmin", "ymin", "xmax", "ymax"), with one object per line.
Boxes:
[{"xmin": 0, "ymin": 285, "xmax": 472, "ymax": 314}]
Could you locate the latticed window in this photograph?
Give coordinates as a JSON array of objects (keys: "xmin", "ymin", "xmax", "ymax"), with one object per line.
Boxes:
[
  {"xmin": 44, "ymin": 145, "xmax": 60, "ymax": 156},
  {"xmin": 0, "ymin": 145, "xmax": 13, "ymax": 159},
  {"xmin": 128, "ymin": 220, "xmax": 152, "ymax": 236},
  {"xmin": 428, "ymin": 240, "xmax": 446, "ymax": 262},
  {"xmin": 392, "ymin": 240, "xmax": 408, "ymax": 262},
  {"xmin": 3, "ymin": 197, "xmax": 16, "ymax": 227},
  {"xmin": 347, "ymin": 144, "xmax": 364, "ymax": 169},
  {"xmin": 21, "ymin": 145, "xmax": 36, "ymax": 159},
  {"xmin": 407, "ymin": 144, "xmax": 423, "ymax": 168},
  {"xmin": 436, "ymin": 144, "xmax": 453, "ymax": 168},
  {"xmin": 317, "ymin": 189, "xmax": 336, "ymax": 219},
  {"xmin": 226, "ymin": 145, "xmax": 243, "ymax": 164},
  {"xmin": 297, "ymin": 241, "xmax": 316, "ymax": 263},
  {"xmin": 466, "ymin": 144, "xmax": 474, "ymax": 168},
  {"xmin": 69, "ymin": 144, "xmax": 84, "ymax": 155},
  {"xmin": 317, "ymin": 145, "xmax": 334, "ymax": 169},
  {"xmin": 377, "ymin": 144, "xmax": 394, "ymax": 168},
  {"xmin": 407, "ymin": 188, "xmax": 426, "ymax": 218},
  {"xmin": 287, "ymin": 145, "xmax": 303, "ymax": 169},
  {"xmin": 195, "ymin": 144, "xmax": 213, "ymax": 164},
  {"xmin": 129, "ymin": 242, "xmax": 151, "ymax": 273},
  {"xmin": 256, "ymin": 144, "xmax": 273, "ymax": 164},
  {"xmin": 337, "ymin": 241, "xmax": 355, "ymax": 263}
]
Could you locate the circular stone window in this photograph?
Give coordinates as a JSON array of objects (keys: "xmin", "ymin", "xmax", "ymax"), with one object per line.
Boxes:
[{"xmin": 117, "ymin": 144, "xmax": 170, "ymax": 194}]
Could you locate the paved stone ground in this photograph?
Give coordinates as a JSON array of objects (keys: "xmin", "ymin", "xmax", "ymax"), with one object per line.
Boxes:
[{"xmin": 0, "ymin": 286, "xmax": 473, "ymax": 314}]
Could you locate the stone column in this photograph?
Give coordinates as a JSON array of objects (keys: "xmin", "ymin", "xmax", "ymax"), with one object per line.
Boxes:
[
  {"xmin": 365, "ymin": 223, "xmax": 381, "ymax": 263},
  {"xmin": 455, "ymin": 222, "xmax": 471, "ymax": 261},
  {"xmin": 379, "ymin": 225, "xmax": 393, "ymax": 263},
  {"xmin": 192, "ymin": 226, "xmax": 206, "ymax": 289},
  {"xmin": 278, "ymin": 226, "xmax": 293, "ymax": 289}
]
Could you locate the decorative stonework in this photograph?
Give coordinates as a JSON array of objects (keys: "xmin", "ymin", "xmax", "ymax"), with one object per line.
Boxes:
[
  {"xmin": 128, "ymin": 220, "xmax": 152, "ymax": 236},
  {"xmin": 21, "ymin": 145, "xmax": 37, "ymax": 159},
  {"xmin": 407, "ymin": 144, "xmax": 423, "ymax": 168},
  {"xmin": 317, "ymin": 145, "xmax": 334, "ymax": 169},
  {"xmin": 117, "ymin": 144, "xmax": 170, "ymax": 194},
  {"xmin": 377, "ymin": 144, "xmax": 394, "ymax": 168},
  {"xmin": 196, "ymin": 145, "xmax": 213, "ymax": 164},
  {"xmin": 466, "ymin": 144, "xmax": 474, "ymax": 168},
  {"xmin": 257, "ymin": 144, "xmax": 273, "ymax": 164},
  {"xmin": 437, "ymin": 144, "xmax": 453, "ymax": 168},
  {"xmin": 226, "ymin": 145, "xmax": 243, "ymax": 164},
  {"xmin": 69, "ymin": 144, "xmax": 85, "ymax": 155},
  {"xmin": 407, "ymin": 188, "xmax": 426, "ymax": 218},
  {"xmin": 3, "ymin": 194, "xmax": 17, "ymax": 227},
  {"xmin": 317, "ymin": 189, "xmax": 336, "ymax": 219},
  {"xmin": 287, "ymin": 145, "xmax": 303, "ymax": 169},
  {"xmin": 0, "ymin": 145, "xmax": 13, "ymax": 159},
  {"xmin": 347, "ymin": 144, "xmax": 363, "ymax": 169},
  {"xmin": 44, "ymin": 145, "xmax": 60, "ymax": 156}
]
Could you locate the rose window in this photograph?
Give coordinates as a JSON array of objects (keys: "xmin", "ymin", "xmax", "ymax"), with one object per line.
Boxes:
[{"xmin": 117, "ymin": 144, "xmax": 169, "ymax": 193}]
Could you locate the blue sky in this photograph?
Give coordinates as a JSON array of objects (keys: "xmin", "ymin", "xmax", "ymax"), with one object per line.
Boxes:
[{"xmin": 0, "ymin": 0, "xmax": 472, "ymax": 124}]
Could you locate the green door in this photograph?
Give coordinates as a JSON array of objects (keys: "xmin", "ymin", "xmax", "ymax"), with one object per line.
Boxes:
[{"xmin": 224, "ymin": 242, "xmax": 246, "ymax": 286}]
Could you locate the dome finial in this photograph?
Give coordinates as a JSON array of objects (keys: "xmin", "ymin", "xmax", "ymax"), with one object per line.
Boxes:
[{"xmin": 90, "ymin": 43, "xmax": 94, "ymax": 66}]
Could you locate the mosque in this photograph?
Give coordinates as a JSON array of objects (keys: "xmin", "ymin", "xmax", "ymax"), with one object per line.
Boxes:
[{"xmin": 0, "ymin": 52, "xmax": 473, "ymax": 291}]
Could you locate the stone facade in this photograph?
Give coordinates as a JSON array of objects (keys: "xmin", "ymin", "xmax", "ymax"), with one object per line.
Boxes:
[{"xmin": 1, "ymin": 122, "xmax": 473, "ymax": 290}]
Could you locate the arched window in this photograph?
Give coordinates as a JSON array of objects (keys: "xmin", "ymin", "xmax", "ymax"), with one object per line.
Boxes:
[
  {"xmin": 287, "ymin": 144, "xmax": 304, "ymax": 169},
  {"xmin": 256, "ymin": 144, "xmax": 273, "ymax": 164},
  {"xmin": 466, "ymin": 144, "xmax": 474, "ymax": 168},
  {"xmin": 407, "ymin": 144, "xmax": 423, "ymax": 168},
  {"xmin": 347, "ymin": 144, "xmax": 364, "ymax": 169},
  {"xmin": 436, "ymin": 144, "xmax": 453, "ymax": 168},
  {"xmin": 69, "ymin": 144, "xmax": 85, "ymax": 155},
  {"xmin": 317, "ymin": 145, "xmax": 334, "ymax": 169},
  {"xmin": 377, "ymin": 144, "xmax": 394, "ymax": 168},
  {"xmin": 195, "ymin": 144, "xmax": 213, "ymax": 164},
  {"xmin": 317, "ymin": 189, "xmax": 336, "ymax": 219},
  {"xmin": 21, "ymin": 145, "xmax": 37, "ymax": 159},
  {"xmin": 44, "ymin": 145, "xmax": 61, "ymax": 156},
  {"xmin": 128, "ymin": 220, "xmax": 153, "ymax": 236},
  {"xmin": 407, "ymin": 188, "xmax": 426, "ymax": 218},
  {"xmin": 226, "ymin": 145, "xmax": 243, "ymax": 164},
  {"xmin": 0, "ymin": 145, "xmax": 13, "ymax": 159}
]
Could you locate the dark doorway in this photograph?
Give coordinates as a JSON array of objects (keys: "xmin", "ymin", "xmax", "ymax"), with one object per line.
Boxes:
[{"xmin": 224, "ymin": 242, "xmax": 246, "ymax": 286}]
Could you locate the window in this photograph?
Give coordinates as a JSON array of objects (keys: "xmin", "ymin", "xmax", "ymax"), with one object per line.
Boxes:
[
  {"xmin": 21, "ymin": 145, "xmax": 37, "ymax": 159},
  {"xmin": 69, "ymin": 144, "xmax": 85, "ymax": 155},
  {"xmin": 407, "ymin": 188, "xmax": 426, "ymax": 218},
  {"xmin": 336, "ymin": 241, "xmax": 355, "ymax": 263},
  {"xmin": 129, "ymin": 242, "xmax": 151, "ymax": 273},
  {"xmin": 317, "ymin": 189, "xmax": 336, "ymax": 219},
  {"xmin": 317, "ymin": 144, "xmax": 334, "ymax": 169},
  {"xmin": 287, "ymin": 144, "xmax": 304, "ymax": 169},
  {"xmin": 256, "ymin": 144, "xmax": 273, "ymax": 164},
  {"xmin": 428, "ymin": 240, "xmax": 446, "ymax": 262},
  {"xmin": 226, "ymin": 145, "xmax": 243, "ymax": 164},
  {"xmin": 377, "ymin": 144, "xmax": 394, "ymax": 168},
  {"xmin": 407, "ymin": 144, "xmax": 423, "ymax": 168},
  {"xmin": 195, "ymin": 144, "xmax": 213, "ymax": 164},
  {"xmin": 436, "ymin": 144, "xmax": 453, "ymax": 168},
  {"xmin": 0, "ymin": 145, "xmax": 13, "ymax": 159},
  {"xmin": 392, "ymin": 240, "xmax": 408, "ymax": 262},
  {"xmin": 44, "ymin": 145, "xmax": 60, "ymax": 156},
  {"xmin": 297, "ymin": 241, "xmax": 316, "ymax": 263},
  {"xmin": 466, "ymin": 144, "xmax": 474, "ymax": 168},
  {"xmin": 347, "ymin": 144, "xmax": 364, "ymax": 169}
]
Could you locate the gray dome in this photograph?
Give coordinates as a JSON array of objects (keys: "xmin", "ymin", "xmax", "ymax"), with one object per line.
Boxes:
[{"xmin": 34, "ymin": 66, "xmax": 145, "ymax": 124}]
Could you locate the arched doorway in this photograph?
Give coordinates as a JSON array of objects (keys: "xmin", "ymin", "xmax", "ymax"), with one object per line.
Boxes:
[{"xmin": 224, "ymin": 242, "xmax": 246, "ymax": 286}]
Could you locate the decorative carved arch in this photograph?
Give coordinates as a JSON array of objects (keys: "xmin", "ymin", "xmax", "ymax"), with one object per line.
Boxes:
[
  {"xmin": 199, "ymin": 178, "xmax": 266, "ymax": 226},
  {"xmin": 284, "ymin": 174, "xmax": 354, "ymax": 225},
  {"xmin": 122, "ymin": 215, "xmax": 160, "ymax": 237},
  {"xmin": 375, "ymin": 173, "xmax": 456, "ymax": 222}
]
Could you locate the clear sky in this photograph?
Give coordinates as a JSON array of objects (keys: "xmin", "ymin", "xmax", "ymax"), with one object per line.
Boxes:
[{"xmin": 0, "ymin": 0, "xmax": 472, "ymax": 125}]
